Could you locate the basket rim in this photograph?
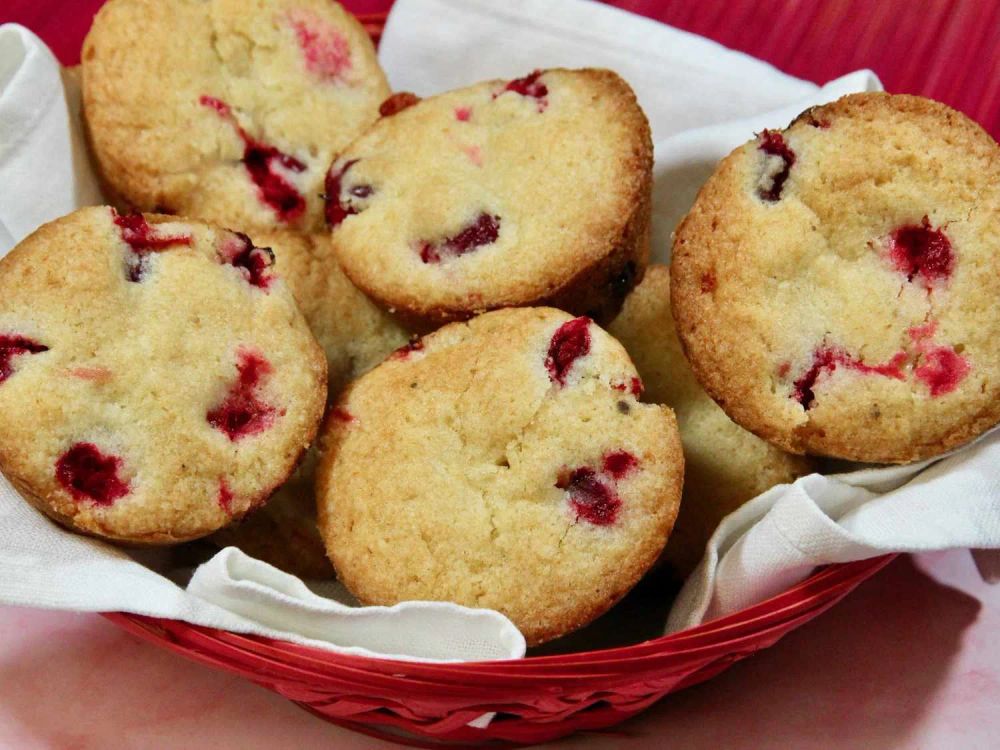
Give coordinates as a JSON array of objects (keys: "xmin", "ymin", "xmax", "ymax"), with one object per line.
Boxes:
[{"xmin": 104, "ymin": 554, "xmax": 895, "ymax": 674}]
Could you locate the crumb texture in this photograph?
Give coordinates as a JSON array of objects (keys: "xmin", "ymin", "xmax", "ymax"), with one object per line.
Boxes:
[
  {"xmin": 328, "ymin": 68, "xmax": 653, "ymax": 324},
  {"xmin": 82, "ymin": 0, "xmax": 389, "ymax": 232},
  {"xmin": 671, "ymin": 93, "xmax": 1000, "ymax": 462},
  {"xmin": 316, "ymin": 307, "xmax": 682, "ymax": 644},
  {"xmin": 0, "ymin": 207, "xmax": 326, "ymax": 543}
]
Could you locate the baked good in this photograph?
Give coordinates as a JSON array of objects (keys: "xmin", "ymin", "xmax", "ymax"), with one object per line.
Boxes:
[
  {"xmin": 82, "ymin": 0, "xmax": 389, "ymax": 233},
  {"xmin": 260, "ymin": 231, "xmax": 411, "ymax": 395},
  {"xmin": 316, "ymin": 307, "xmax": 683, "ymax": 644},
  {"xmin": 609, "ymin": 266, "xmax": 813, "ymax": 576},
  {"xmin": 326, "ymin": 68, "xmax": 653, "ymax": 327},
  {"xmin": 671, "ymin": 93, "xmax": 1000, "ymax": 463},
  {"xmin": 212, "ymin": 230, "xmax": 408, "ymax": 576},
  {"xmin": 210, "ymin": 449, "xmax": 332, "ymax": 577},
  {"xmin": 0, "ymin": 206, "xmax": 326, "ymax": 543}
]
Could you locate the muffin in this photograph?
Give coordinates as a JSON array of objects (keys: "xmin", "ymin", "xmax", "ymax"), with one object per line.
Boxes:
[
  {"xmin": 316, "ymin": 307, "xmax": 683, "ymax": 644},
  {"xmin": 212, "ymin": 230, "xmax": 408, "ymax": 576},
  {"xmin": 0, "ymin": 207, "xmax": 326, "ymax": 543},
  {"xmin": 82, "ymin": 0, "xmax": 390, "ymax": 233},
  {"xmin": 326, "ymin": 68, "xmax": 653, "ymax": 327},
  {"xmin": 609, "ymin": 266, "xmax": 813, "ymax": 576},
  {"xmin": 671, "ymin": 93, "xmax": 1000, "ymax": 463}
]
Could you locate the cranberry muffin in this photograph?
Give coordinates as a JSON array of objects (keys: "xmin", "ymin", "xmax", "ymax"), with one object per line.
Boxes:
[
  {"xmin": 0, "ymin": 207, "xmax": 326, "ymax": 544},
  {"xmin": 316, "ymin": 307, "xmax": 683, "ymax": 644},
  {"xmin": 610, "ymin": 266, "xmax": 813, "ymax": 576},
  {"xmin": 327, "ymin": 68, "xmax": 653, "ymax": 327},
  {"xmin": 82, "ymin": 0, "xmax": 389, "ymax": 233},
  {"xmin": 212, "ymin": 230, "xmax": 408, "ymax": 576},
  {"xmin": 671, "ymin": 93, "xmax": 1000, "ymax": 463}
]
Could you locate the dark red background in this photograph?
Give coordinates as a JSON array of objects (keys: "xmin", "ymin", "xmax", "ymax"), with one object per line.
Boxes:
[{"xmin": 3, "ymin": 0, "xmax": 998, "ymax": 137}]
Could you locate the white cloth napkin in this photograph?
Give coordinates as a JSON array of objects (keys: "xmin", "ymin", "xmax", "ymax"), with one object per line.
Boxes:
[
  {"xmin": 0, "ymin": 25, "xmax": 101, "ymax": 250},
  {"xmin": 1, "ymin": 0, "xmax": 995, "ymax": 661}
]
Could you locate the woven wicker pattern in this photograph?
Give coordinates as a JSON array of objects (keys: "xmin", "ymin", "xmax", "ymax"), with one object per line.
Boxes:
[{"xmin": 106, "ymin": 556, "xmax": 893, "ymax": 745}]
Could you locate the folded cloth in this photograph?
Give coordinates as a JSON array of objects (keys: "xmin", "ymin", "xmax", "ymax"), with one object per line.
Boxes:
[
  {"xmin": 0, "ymin": 24, "xmax": 100, "ymax": 253},
  {"xmin": 1, "ymin": 0, "xmax": 992, "ymax": 661}
]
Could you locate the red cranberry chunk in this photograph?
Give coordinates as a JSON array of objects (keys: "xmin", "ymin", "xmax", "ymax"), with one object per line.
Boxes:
[
  {"xmin": 113, "ymin": 211, "xmax": 192, "ymax": 252},
  {"xmin": 0, "ymin": 335, "xmax": 48, "ymax": 384},
  {"xmin": 792, "ymin": 345, "xmax": 906, "ymax": 409},
  {"xmin": 199, "ymin": 96, "xmax": 306, "ymax": 223},
  {"xmin": 418, "ymin": 213, "xmax": 501, "ymax": 264},
  {"xmin": 112, "ymin": 210, "xmax": 193, "ymax": 282},
  {"xmin": 325, "ymin": 159, "xmax": 374, "ymax": 227},
  {"xmin": 454, "ymin": 106, "xmax": 472, "ymax": 122},
  {"xmin": 288, "ymin": 10, "xmax": 351, "ymax": 80},
  {"xmin": 556, "ymin": 466, "xmax": 621, "ymax": 526},
  {"xmin": 612, "ymin": 377, "xmax": 643, "ymax": 397},
  {"xmin": 391, "ymin": 337, "xmax": 424, "ymax": 360},
  {"xmin": 207, "ymin": 349, "xmax": 278, "ymax": 441},
  {"xmin": 545, "ymin": 317, "xmax": 591, "ymax": 386},
  {"xmin": 887, "ymin": 217, "xmax": 954, "ymax": 286},
  {"xmin": 602, "ymin": 451, "xmax": 638, "ymax": 479},
  {"xmin": 379, "ymin": 92, "xmax": 420, "ymax": 117},
  {"xmin": 330, "ymin": 407, "xmax": 355, "ymax": 423},
  {"xmin": 496, "ymin": 70, "xmax": 549, "ymax": 111},
  {"xmin": 915, "ymin": 345, "xmax": 970, "ymax": 397},
  {"xmin": 217, "ymin": 478, "xmax": 234, "ymax": 513},
  {"xmin": 56, "ymin": 443, "xmax": 130, "ymax": 506},
  {"xmin": 757, "ymin": 129, "xmax": 796, "ymax": 202},
  {"xmin": 219, "ymin": 232, "xmax": 275, "ymax": 290}
]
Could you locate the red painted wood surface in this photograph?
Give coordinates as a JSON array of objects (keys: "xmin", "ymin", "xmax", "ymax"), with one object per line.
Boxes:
[
  {"xmin": 0, "ymin": 0, "xmax": 1000, "ymax": 137},
  {"xmin": 4, "ymin": 1, "xmax": 997, "ymax": 137}
]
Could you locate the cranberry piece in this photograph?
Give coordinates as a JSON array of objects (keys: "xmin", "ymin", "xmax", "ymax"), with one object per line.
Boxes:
[
  {"xmin": 418, "ymin": 213, "xmax": 501, "ymax": 264},
  {"xmin": 887, "ymin": 217, "xmax": 954, "ymax": 287},
  {"xmin": 207, "ymin": 349, "xmax": 278, "ymax": 441},
  {"xmin": 454, "ymin": 106, "xmax": 472, "ymax": 122},
  {"xmin": 556, "ymin": 466, "xmax": 621, "ymax": 526},
  {"xmin": 908, "ymin": 321, "xmax": 938, "ymax": 342},
  {"xmin": 602, "ymin": 451, "xmax": 638, "ymax": 479},
  {"xmin": 325, "ymin": 159, "xmax": 374, "ymax": 227},
  {"xmin": 56, "ymin": 443, "xmax": 130, "ymax": 506},
  {"xmin": 495, "ymin": 70, "xmax": 548, "ymax": 112},
  {"xmin": 792, "ymin": 349, "xmax": 838, "ymax": 408},
  {"xmin": 391, "ymin": 337, "xmax": 424, "ymax": 360},
  {"xmin": 379, "ymin": 92, "xmax": 420, "ymax": 117},
  {"xmin": 915, "ymin": 345, "xmax": 970, "ymax": 397},
  {"xmin": 199, "ymin": 96, "xmax": 306, "ymax": 223},
  {"xmin": 330, "ymin": 407, "xmax": 355, "ymax": 423},
  {"xmin": 757, "ymin": 129, "xmax": 796, "ymax": 202},
  {"xmin": 112, "ymin": 210, "xmax": 192, "ymax": 282},
  {"xmin": 218, "ymin": 232, "xmax": 275, "ymax": 290},
  {"xmin": 545, "ymin": 317, "xmax": 591, "ymax": 386},
  {"xmin": 113, "ymin": 211, "xmax": 192, "ymax": 251},
  {"xmin": 287, "ymin": 10, "xmax": 352, "ymax": 80},
  {"xmin": 612, "ymin": 377, "xmax": 643, "ymax": 397},
  {"xmin": 217, "ymin": 478, "xmax": 235, "ymax": 513},
  {"xmin": 791, "ymin": 345, "xmax": 907, "ymax": 409},
  {"xmin": 908, "ymin": 321, "xmax": 970, "ymax": 396},
  {"xmin": 0, "ymin": 335, "xmax": 48, "ymax": 385}
]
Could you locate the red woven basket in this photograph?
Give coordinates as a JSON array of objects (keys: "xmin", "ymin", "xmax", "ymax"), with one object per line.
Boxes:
[
  {"xmin": 9, "ymin": 1, "xmax": 994, "ymax": 744},
  {"xmin": 104, "ymin": 555, "xmax": 894, "ymax": 746}
]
